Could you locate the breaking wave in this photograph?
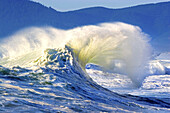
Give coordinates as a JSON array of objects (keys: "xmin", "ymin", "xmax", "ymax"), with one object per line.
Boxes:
[{"xmin": 0, "ymin": 23, "xmax": 152, "ymax": 86}]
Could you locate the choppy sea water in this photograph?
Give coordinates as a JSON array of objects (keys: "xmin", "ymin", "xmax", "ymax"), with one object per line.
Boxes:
[{"xmin": 0, "ymin": 47, "xmax": 169, "ymax": 112}]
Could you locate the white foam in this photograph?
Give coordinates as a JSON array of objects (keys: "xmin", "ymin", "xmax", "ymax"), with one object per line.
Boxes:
[{"xmin": 145, "ymin": 60, "xmax": 165, "ymax": 75}]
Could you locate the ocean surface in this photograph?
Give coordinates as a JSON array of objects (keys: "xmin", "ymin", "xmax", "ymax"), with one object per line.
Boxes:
[{"xmin": 0, "ymin": 23, "xmax": 169, "ymax": 112}]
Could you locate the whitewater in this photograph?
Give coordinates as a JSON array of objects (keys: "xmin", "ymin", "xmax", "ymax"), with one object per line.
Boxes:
[{"xmin": 0, "ymin": 23, "xmax": 169, "ymax": 112}]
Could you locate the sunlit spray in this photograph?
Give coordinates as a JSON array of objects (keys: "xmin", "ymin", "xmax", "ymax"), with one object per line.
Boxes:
[{"xmin": 67, "ymin": 23, "xmax": 151, "ymax": 86}]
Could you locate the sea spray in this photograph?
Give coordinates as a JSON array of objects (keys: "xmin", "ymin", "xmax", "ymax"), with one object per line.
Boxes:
[
  {"xmin": 67, "ymin": 23, "xmax": 151, "ymax": 86},
  {"xmin": 0, "ymin": 27, "xmax": 67, "ymax": 58},
  {"xmin": 0, "ymin": 22, "xmax": 152, "ymax": 86}
]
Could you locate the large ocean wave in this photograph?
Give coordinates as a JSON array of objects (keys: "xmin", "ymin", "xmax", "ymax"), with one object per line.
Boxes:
[{"xmin": 0, "ymin": 23, "xmax": 169, "ymax": 112}]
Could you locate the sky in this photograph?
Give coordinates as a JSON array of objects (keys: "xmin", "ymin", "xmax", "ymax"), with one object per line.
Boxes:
[{"xmin": 32, "ymin": 0, "xmax": 170, "ymax": 11}]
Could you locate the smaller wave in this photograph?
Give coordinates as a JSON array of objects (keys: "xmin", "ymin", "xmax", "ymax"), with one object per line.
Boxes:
[{"xmin": 145, "ymin": 60, "xmax": 165, "ymax": 75}]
